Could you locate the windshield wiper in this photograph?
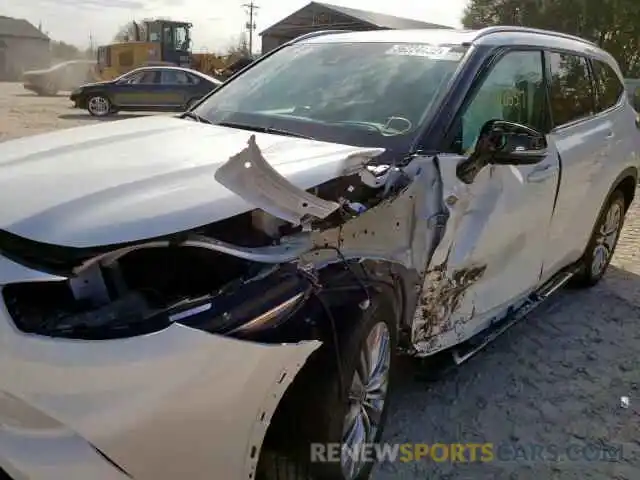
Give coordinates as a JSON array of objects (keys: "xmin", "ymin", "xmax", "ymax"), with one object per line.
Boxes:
[
  {"xmin": 216, "ymin": 121, "xmax": 314, "ymax": 140},
  {"xmin": 179, "ymin": 111, "xmax": 211, "ymax": 124}
]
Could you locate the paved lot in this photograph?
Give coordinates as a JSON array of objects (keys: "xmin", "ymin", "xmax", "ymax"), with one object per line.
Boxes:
[{"xmin": 1, "ymin": 82, "xmax": 638, "ymax": 479}]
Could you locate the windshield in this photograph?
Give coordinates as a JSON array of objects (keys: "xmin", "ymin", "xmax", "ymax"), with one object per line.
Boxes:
[{"xmin": 194, "ymin": 42, "xmax": 467, "ymax": 155}]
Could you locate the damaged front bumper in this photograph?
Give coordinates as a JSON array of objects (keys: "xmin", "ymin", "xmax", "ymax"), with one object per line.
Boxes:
[
  {"xmin": 0, "ymin": 132, "xmax": 460, "ymax": 478},
  {"xmin": 0, "ymin": 294, "xmax": 320, "ymax": 480}
]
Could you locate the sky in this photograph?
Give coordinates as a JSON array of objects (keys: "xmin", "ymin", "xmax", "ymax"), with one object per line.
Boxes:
[{"xmin": 4, "ymin": 0, "xmax": 469, "ymax": 53}]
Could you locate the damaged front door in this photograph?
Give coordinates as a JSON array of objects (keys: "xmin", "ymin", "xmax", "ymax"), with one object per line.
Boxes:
[{"xmin": 412, "ymin": 49, "xmax": 560, "ymax": 353}]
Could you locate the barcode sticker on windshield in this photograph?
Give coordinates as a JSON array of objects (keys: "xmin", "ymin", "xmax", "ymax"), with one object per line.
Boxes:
[{"xmin": 385, "ymin": 44, "xmax": 463, "ymax": 60}]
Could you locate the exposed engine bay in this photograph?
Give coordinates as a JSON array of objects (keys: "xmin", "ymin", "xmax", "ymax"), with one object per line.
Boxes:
[{"xmin": 1, "ymin": 136, "xmax": 422, "ymax": 341}]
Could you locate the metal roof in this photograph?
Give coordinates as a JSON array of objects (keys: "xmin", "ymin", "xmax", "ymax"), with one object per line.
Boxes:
[
  {"xmin": 260, "ymin": 2, "xmax": 451, "ymax": 36},
  {"xmin": 315, "ymin": 3, "xmax": 452, "ymax": 30},
  {"xmin": 0, "ymin": 16, "xmax": 49, "ymax": 40}
]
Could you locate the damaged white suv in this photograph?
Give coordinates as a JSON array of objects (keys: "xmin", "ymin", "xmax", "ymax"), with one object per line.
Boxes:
[{"xmin": 0, "ymin": 27, "xmax": 638, "ymax": 480}]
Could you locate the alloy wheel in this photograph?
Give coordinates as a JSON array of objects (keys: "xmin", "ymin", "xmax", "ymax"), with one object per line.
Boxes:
[
  {"xmin": 591, "ymin": 200, "xmax": 623, "ymax": 277},
  {"xmin": 341, "ymin": 321, "xmax": 391, "ymax": 480},
  {"xmin": 88, "ymin": 96, "xmax": 110, "ymax": 116}
]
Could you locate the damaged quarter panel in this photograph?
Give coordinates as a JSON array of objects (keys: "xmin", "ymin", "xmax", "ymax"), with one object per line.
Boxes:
[{"xmin": 0, "ymin": 257, "xmax": 321, "ymax": 480}]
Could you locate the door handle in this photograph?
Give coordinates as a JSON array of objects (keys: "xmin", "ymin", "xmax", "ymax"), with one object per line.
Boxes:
[
  {"xmin": 526, "ymin": 164, "xmax": 558, "ymax": 183},
  {"xmin": 605, "ymin": 130, "xmax": 615, "ymax": 139}
]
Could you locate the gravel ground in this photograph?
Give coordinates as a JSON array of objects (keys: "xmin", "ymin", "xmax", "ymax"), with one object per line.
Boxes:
[{"xmin": 1, "ymin": 82, "xmax": 638, "ymax": 479}]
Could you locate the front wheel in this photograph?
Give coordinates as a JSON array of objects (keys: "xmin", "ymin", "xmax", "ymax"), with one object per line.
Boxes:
[
  {"xmin": 258, "ymin": 293, "xmax": 397, "ymax": 480},
  {"xmin": 87, "ymin": 95, "xmax": 112, "ymax": 117},
  {"xmin": 572, "ymin": 190, "xmax": 626, "ymax": 287}
]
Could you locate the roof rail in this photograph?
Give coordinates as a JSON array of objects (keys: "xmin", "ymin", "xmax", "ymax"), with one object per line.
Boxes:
[
  {"xmin": 474, "ymin": 26, "xmax": 598, "ymax": 47},
  {"xmin": 290, "ymin": 30, "xmax": 352, "ymax": 44}
]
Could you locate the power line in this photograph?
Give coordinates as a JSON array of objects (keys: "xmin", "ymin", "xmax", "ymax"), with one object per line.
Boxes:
[{"xmin": 242, "ymin": 1, "xmax": 259, "ymax": 55}]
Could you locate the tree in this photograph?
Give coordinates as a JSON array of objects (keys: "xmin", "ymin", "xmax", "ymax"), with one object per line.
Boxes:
[{"xmin": 462, "ymin": 0, "xmax": 640, "ymax": 76}]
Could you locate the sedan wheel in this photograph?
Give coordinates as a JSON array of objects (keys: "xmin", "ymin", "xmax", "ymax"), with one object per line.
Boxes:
[{"xmin": 87, "ymin": 95, "xmax": 111, "ymax": 117}]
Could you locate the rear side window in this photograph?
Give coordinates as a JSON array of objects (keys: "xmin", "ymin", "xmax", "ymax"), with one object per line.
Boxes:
[
  {"xmin": 592, "ymin": 60, "xmax": 624, "ymax": 111},
  {"xmin": 160, "ymin": 70, "xmax": 190, "ymax": 84},
  {"xmin": 548, "ymin": 52, "xmax": 595, "ymax": 127}
]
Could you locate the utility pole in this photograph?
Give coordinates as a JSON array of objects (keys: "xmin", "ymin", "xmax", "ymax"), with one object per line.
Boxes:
[{"xmin": 242, "ymin": 1, "xmax": 259, "ymax": 56}]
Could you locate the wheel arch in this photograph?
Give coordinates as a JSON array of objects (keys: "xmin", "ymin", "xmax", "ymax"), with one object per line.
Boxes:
[
  {"xmin": 581, "ymin": 166, "xmax": 637, "ymax": 259},
  {"xmin": 87, "ymin": 90, "xmax": 114, "ymax": 104},
  {"xmin": 615, "ymin": 167, "xmax": 638, "ymax": 213},
  {"xmin": 254, "ymin": 258, "xmax": 408, "ymax": 477}
]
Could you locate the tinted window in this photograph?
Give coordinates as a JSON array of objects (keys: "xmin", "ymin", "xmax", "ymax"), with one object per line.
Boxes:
[
  {"xmin": 187, "ymin": 73, "xmax": 200, "ymax": 84},
  {"xmin": 127, "ymin": 70, "xmax": 158, "ymax": 84},
  {"xmin": 592, "ymin": 60, "xmax": 623, "ymax": 111},
  {"xmin": 548, "ymin": 53, "xmax": 595, "ymax": 127},
  {"xmin": 160, "ymin": 70, "xmax": 191, "ymax": 85},
  {"xmin": 452, "ymin": 51, "xmax": 547, "ymax": 154}
]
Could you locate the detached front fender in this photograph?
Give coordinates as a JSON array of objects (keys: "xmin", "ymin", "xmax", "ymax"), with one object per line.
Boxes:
[{"xmin": 0, "ymin": 310, "xmax": 321, "ymax": 480}]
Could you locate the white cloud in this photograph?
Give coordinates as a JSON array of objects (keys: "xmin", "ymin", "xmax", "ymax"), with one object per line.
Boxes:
[{"xmin": 3, "ymin": 0, "xmax": 468, "ymax": 52}]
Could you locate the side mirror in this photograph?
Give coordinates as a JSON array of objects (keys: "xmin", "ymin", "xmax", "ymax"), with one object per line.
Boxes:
[{"xmin": 457, "ymin": 120, "xmax": 548, "ymax": 183}]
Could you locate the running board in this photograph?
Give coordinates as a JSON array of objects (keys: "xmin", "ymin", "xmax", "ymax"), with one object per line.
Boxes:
[{"xmin": 451, "ymin": 269, "xmax": 577, "ymax": 366}]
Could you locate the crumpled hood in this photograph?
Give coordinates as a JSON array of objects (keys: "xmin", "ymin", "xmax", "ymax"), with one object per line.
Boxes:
[{"xmin": 0, "ymin": 116, "xmax": 380, "ymax": 248}]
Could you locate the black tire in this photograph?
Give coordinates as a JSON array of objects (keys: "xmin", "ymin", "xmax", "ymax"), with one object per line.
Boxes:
[
  {"xmin": 572, "ymin": 189, "xmax": 626, "ymax": 288},
  {"xmin": 258, "ymin": 291, "xmax": 398, "ymax": 480},
  {"xmin": 87, "ymin": 95, "xmax": 112, "ymax": 117}
]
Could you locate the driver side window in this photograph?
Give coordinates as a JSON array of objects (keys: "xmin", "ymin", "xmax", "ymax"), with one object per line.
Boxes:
[{"xmin": 450, "ymin": 50, "xmax": 548, "ymax": 154}]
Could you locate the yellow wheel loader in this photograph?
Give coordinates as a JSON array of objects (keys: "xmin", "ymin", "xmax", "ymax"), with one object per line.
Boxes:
[{"xmin": 96, "ymin": 20, "xmax": 193, "ymax": 80}]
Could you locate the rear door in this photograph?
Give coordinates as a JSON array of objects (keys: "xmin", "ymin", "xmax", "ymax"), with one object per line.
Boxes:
[
  {"xmin": 412, "ymin": 49, "xmax": 561, "ymax": 350},
  {"xmin": 539, "ymin": 52, "xmax": 618, "ymax": 281},
  {"xmin": 157, "ymin": 69, "xmax": 191, "ymax": 108}
]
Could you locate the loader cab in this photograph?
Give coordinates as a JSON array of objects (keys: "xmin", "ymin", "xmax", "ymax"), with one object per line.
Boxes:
[{"xmin": 146, "ymin": 20, "xmax": 193, "ymax": 67}]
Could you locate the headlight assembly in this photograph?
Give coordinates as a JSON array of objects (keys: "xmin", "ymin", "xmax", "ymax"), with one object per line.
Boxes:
[{"xmin": 176, "ymin": 266, "xmax": 311, "ymax": 336}]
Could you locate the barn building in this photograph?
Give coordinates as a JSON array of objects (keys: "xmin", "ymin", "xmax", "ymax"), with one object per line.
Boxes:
[
  {"xmin": 260, "ymin": 2, "xmax": 452, "ymax": 54},
  {"xmin": 0, "ymin": 16, "xmax": 50, "ymax": 81}
]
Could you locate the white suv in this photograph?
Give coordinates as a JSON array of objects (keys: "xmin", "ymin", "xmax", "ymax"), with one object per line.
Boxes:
[{"xmin": 0, "ymin": 26, "xmax": 637, "ymax": 480}]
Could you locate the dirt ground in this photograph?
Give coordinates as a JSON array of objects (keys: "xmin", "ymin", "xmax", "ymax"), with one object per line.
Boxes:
[{"xmin": 1, "ymin": 82, "xmax": 638, "ymax": 479}]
